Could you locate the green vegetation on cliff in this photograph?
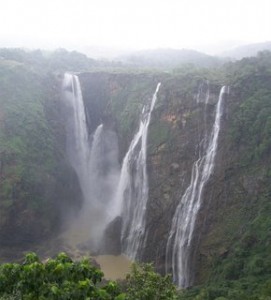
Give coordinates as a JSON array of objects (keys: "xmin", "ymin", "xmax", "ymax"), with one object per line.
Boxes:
[
  {"xmin": 0, "ymin": 50, "xmax": 84, "ymax": 252},
  {"xmin": 178, "ymin": 52, "xmax": 271, "ymax": 300},
  {"xmin": 0, "ymin": 60, "xmax": 57, "ymax": 244},
  {"xmin": 0, "ymin": 48, "xmax": 98, "ymax": 73}
]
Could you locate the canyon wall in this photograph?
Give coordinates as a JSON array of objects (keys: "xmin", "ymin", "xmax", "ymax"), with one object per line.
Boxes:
[
  {"xmin": 0, "ymin": 51, "xmax": 270, "ymax": 289},
  {"xmin": 79, "ymin": 55, "xmax": 271, "ymax": 286}
]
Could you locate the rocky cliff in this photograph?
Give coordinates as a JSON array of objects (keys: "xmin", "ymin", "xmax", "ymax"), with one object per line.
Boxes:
[
  {"xmin": 0, "ymin": 49, "xmax": 270, "ymax": 296},
  {"xmin": 79, "ymin": 52, "xmax": 271, "ymax": 292}
]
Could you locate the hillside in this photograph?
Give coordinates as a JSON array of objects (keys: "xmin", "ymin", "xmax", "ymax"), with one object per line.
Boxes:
[
  {"xmin": 219, "ymin": 41, "xmax": 271, "ymax": 59},
  {"xmin": 119, "ymin": 48, "xmax": 225, "ymax": 68},
  {"xmin": 0, "ymin": 52, "xmax": 83, "ymax": 259}
]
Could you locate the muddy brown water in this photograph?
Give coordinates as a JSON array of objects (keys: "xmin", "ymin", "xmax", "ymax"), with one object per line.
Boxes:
[
  {"xmin": 94, "ymin": 255, "xmax": 133, "ymax": 280},
  {"xmin": 59, "ymin": 225, "xmax": 133, "ymax": 280}
]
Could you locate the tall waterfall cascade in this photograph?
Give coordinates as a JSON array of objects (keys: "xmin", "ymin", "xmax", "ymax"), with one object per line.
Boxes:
[
  {"xmin": 112, "ymin": 83, "xmax": 161, "ymax": 260},
  {"xmin": 196, "ymin": 80, "xmax": 210, "ymax": 104},
  {"xmin": 166, "ymin": 86, "xmax": 229, "ymax": 287},
  {"xmin": 62, "ymin": 73, "xmax": 120, "ymax": 249}
]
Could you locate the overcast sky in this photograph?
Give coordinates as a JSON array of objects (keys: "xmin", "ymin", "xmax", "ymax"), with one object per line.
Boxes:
[{"xmin": 0, "ymin": 0, "xmax": 271, "ymax": 54}]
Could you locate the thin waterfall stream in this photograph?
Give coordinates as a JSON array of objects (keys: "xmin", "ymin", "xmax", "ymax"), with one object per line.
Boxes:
[
  {"xmin": 166, "ymin": 86, "xmax": 229, "ymax": 287},
  {"xmin": 112, "ymin": 83, "xmax": 161, "ymax": 260}
]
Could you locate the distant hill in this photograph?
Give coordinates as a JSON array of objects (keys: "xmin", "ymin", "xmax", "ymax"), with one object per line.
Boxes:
[
  {"xmin": 118, "ymin": 48, "xmax": 226, "ymax": 68},
  {"xmin": 76, "ymin": 45, "xmax": 133, "ymax": 60},
  {"xmin": 219, "ymin": 41, "xmax": 271, "ymax": 59}
]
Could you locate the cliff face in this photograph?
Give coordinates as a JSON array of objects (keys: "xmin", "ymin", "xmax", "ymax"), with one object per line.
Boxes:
[
  {"xmin": 79, "ymin": 72, "xmax": 158, "ymax": 158},
  {"xmin": 79, "ymin": 53, "xmax": 271, "ymax": 288},
  {"xmin": 142, "ymin": 54, "xmax": 271, "ymax": 288},
  {"xmin": 142, "ymin": 77, "xmax": 223, "ymax": 278},
  {"xmin": 0, "ymin": 49, "xmax": 270, "ymax": 292},
  {"xmin": 78, "ymin": 73, "xmax": 227, "ymax": 275},
  {"xmin": 193, "ymin": 57, "xmax": 271, "ymax": 286}
]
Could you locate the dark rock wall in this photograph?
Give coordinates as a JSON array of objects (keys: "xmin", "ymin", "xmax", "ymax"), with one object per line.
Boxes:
[
  {"xmin": 79, "ymin": 67, "xmax": 271, "ymax": 286},
  {"xmin": 142, "ymin": 77, "xmax": 223, "ymax": 277},
  {"xmin": 79, "ymin": 72, "xmax": 157, "ymax": 160},
  {"xmin": 79, "ymin": 72, "xmax": 229, "ymax": 283}
]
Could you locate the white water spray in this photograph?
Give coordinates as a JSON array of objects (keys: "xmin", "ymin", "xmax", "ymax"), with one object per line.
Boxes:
[
  {"xmin": 112, "ymin": 83, "xmax": 161, "ymax": 260},
  {"xmin": 196, "ymin": 81, "xmax": 210, "ymax": 104},
  {"xmin": 62, "ymin": 73, "xmax": 119, "ymax": 249},
  {"xmin": 166, "ymin": 86, "xmax": 228, "ymax": 287}
]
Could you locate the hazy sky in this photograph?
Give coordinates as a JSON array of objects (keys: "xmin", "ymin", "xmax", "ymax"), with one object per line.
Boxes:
[{"xmin": 0, "ymin": 0, "xmax": 271, "ymax": 53}]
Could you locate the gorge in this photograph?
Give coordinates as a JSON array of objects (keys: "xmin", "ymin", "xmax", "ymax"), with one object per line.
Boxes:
[{"xmin": 0, "ymin": 49, "xmax": 270, "ymax": 298}]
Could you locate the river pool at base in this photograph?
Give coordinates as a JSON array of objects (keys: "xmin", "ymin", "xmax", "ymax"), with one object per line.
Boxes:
[{"xmin": 94, "ymin": 255, "xmax": 133, "ymax": 280}]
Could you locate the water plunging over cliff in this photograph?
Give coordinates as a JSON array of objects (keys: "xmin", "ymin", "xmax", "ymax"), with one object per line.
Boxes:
[
  {"xmin": 166, "ymin": 86, "xmax": 228, "ymax": 287},
  {"xmin": 196, "ymin": 81, "xmax": 210, "ymax": 104},
  {"xmin": 113, "ymin": 83, "xmax": 161, "ymax": 260},
  {"xmin": 62, "ymin": 73, "xmax": 119, "ymax": 250}
]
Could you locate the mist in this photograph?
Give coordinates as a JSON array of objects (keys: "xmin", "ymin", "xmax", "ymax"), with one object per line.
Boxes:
[
  {"xmin": 62, "ymin": 73, "xmax": 120, "ymax": 253},
  {"xmin": 1, "ymin": 0, "xmax": 271, "ymax": 57}
]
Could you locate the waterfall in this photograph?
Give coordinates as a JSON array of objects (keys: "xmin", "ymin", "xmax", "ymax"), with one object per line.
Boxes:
[
  {"xmin": 196, "ymin": 80, "xmax": 210, "ymax": 104},
  {"xmin": 166, "ymin": 86, "xmax": 228, "ymax": 287},
  {"xmin": 62, "ymin": 73, "xmax": 120, "ymax": 249},
  {"xmin": 113, "ymin": 83, "xmax": 161, "ymax": 260},
  {"xmin": 62, "ymin": 73, "xmax": 89, "ymax": 187}
]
